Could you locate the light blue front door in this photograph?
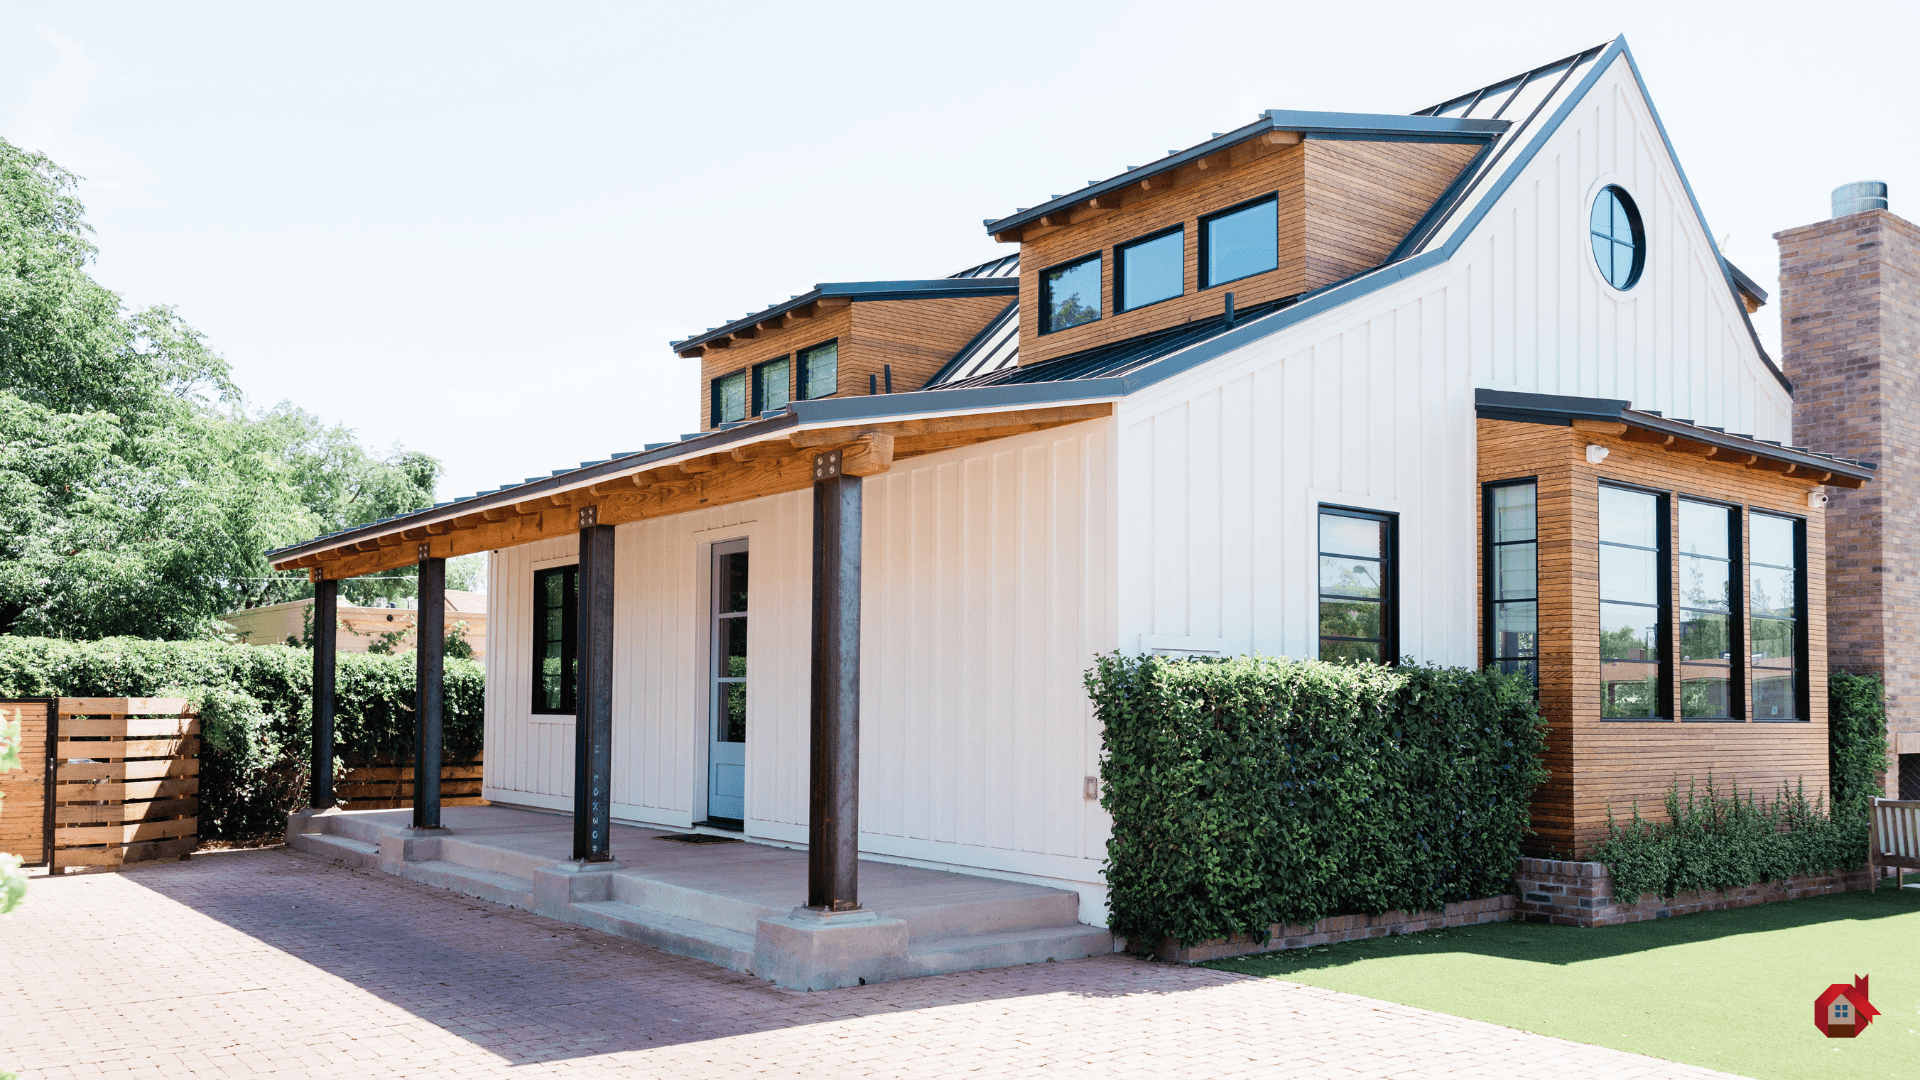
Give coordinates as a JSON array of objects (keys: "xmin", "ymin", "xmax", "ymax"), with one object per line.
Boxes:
[{"xmin": 707, "ymin": 540, "xmax": 748, "ymax": 822}]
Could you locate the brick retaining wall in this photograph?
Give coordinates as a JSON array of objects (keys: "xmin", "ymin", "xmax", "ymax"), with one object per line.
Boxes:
[
  {"xmin": 1513, "ymin": 857, "xmax": 1872, "ymax": 926},
  {"xmin": 1155, "ymin": 895, "xmax": 1515, "ymax": 963}
]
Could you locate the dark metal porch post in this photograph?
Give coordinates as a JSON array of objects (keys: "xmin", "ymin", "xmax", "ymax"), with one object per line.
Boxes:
[
  {"xmin": 808, "ymin": 449, "xmax": 862, "ymax": 911},
  {"xmin": 414, "ymin": 548, "xmax": 446, "ymax": 829},
  {"xmin": 573, "ymin": 507, "xmax": 616, "ymax": 861},
  {"xmin": 310, "ymin": 575, "xmax": 338, "ymax": 810}
]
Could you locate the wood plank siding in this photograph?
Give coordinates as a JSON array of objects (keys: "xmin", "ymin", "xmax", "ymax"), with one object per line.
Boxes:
[
  {"xmin": 698, "ymin": 304, "xmax": 853, "ymax": 431},
  {"xmin": 1477, "ymin": 418, "xmax": 1831, "ymax": 856},
  {"xmin": 1016, "ymin": 139, "xmax": 1482, "ymax": 367}
]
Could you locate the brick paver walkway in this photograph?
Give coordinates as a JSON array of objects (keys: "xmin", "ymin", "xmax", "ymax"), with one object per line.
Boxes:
[{"xmin": 1, "ymin": 848, "xmax": 1745, "ymax": 1079}]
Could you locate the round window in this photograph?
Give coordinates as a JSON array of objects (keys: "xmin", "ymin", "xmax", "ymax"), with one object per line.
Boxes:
[{"xmin": 1590, "ymin": 185, "xmax": 1645, "ymax": 290}]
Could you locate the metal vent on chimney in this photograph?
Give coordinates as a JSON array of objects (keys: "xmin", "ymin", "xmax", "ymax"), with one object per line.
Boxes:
[{"xmin": 1832, "ymin": 181, "xmax": 1889, "ymax": 218}]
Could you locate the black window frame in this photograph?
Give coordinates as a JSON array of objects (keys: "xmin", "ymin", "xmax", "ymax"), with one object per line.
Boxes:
[
  {"xmin": 710, "ymin": 367, "xmax": 747, "ymax": 427},
  {"xmin": 797, "ymin": 339, "xmax": 839, "ymax": 401},
  {"xmin": 1747, "ymin": 508, "xmax": 1810, "ymax": 723},
  {"xmin": 1590, "ymin": 184, "xmax": 1647, "ymax": 291},
  {"xmin": 752, "ymin": 355, "xmax": 791, "ymax": 415},
  {"xmin": 1676, "ymin": 496, "xmax": 1745, "ymax": 722},
  {"xmin": 1199, "ymin": 192, "xmax": 1280, "ymax": 290},
  {"xmin": 1037, "ymin": 251, "xmax": 1104, "ymax": 335},
  {"xmin": 1597, "ymin": 480, "xmax": 1672, "ymax": 721},
  {"xmin": 531, "ymin": 563, "xmax": 578, "ymax": 716},
  {"xmin": 1316, "ymin": 504, "xmax": 1399, "ymax": 666},
  {"xmin": 1114, "ymin": 224, "xmax": 1186, "ymax": 314},
  {"xmin": 1481, "ymin": 478, "xmax": 1539, "ymax": 686}
]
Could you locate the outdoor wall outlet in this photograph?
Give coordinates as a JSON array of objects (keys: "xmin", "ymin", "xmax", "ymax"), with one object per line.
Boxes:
[
  {"xmin": 1586, "ymin": 444, "xmax": 1611, "ymax": 465},
  {"xmin": 1084, "ymin": 776, "xmax": 1099, "ymax": 800}
]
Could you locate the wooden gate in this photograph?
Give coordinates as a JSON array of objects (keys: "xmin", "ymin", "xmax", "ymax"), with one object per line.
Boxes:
[
  {"xmin": 51, "ymin": 698, "xmax": 199, "ymax": 869},
  {"xmin": 0, "ymin": 698, "xmax": 55, "ymax": 866}
]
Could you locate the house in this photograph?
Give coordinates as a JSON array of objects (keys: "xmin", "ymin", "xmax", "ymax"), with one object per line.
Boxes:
[
  {"xmin": 221, "ymin": 592, "xmax": 489, "ymax": 659},
  {"xmin": 270, "ymin": 36, "xmax": 1870, "ymax": 988},
  {"xmin": 1814, "ymin": 975, "xmax": 1878, "ymax": 1037}
]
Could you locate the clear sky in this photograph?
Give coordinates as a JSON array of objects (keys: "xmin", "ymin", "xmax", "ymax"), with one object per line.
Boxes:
[{"xmin": 4, "ymin": 1, "xmax": 1915, "ymax": 505}]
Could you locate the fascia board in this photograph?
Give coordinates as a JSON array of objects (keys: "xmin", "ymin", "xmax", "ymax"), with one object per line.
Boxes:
[{"xmin": 671, "ymin": 279, "xmax": 1017, "ymax": 352}]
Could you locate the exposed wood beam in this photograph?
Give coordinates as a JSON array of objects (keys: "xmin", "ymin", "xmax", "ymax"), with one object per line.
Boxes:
[
  {"xmin": 1620, "ymin": 429, "xmax": 1675, "ymax": 446},
  {"xmin": 705, "ymin": 335, "xmax": 732, "ymax": 350},
  {"xmin": 816, "ymin": 296, "xmax": 851, "ymax": 309},
  {"xmin": 840, "ymin": 433, "xmax": 895, "ymax": 477},
  {"xmin": 1668, "ymin": 439, "xmax": 1716, "ymax": 456},
  {"xmin": 1266, "ymin": 130, "xmax": 1302, "ymax": 146},
  {"xmin": 1705, "ymin": 448, "xmax": 1758, "ymax": 465},
  {"xmin": 1571, "ymin": 419, "xmax": 1629, "ymax": 435}
]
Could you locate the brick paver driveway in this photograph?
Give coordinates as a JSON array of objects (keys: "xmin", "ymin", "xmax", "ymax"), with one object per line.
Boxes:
[{"xmin": 1, "ymin": 848, "xmax": 1744, "ymax": 1079}]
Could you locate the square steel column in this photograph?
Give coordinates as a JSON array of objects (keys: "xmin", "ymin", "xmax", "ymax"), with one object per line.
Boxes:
[
  {"xmin": 808, "ymin": 449, "xmax": 862, "ymax": 911},
  {"xmin": 573, "ymin": 507, "xmax": 616, "ymax": 861},
  {"xmin": 413, "ymin": 549, "xmax": 446, "ymax": 829},
  {"xmin": 310, "ymin": 575, "xmax": 338, "ymax": 810}
]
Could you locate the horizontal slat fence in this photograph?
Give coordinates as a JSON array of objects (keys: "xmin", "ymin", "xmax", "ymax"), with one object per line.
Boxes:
[
  {"xmin": 0, "ymin": 699, "xmax": 54, "ymax": 865},
  {"xmin": 338, "ymin": 758, "xmax": 485, "ymax": 810},
  {"xmin": 52, "ymin": 698, "xmax": 199, "ymax": 868}
]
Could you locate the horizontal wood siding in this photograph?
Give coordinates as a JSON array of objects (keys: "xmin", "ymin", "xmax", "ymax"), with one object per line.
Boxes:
[
  {"xmin": 698, "ymin": 306, "xmax": 854, "ymax": 430},
  {"xmin": 0, "ymin": 700, "xmax": 49, "ymax": 862},
  {"xmin": 848, "ymin": 296, "xmax": 1012, "ymax": 393},
  {"xmin": 1303, "ymin": 140, "xmax": 1482, "ymax": 289}
]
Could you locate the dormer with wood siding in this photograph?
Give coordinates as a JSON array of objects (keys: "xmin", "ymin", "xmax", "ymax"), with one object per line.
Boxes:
[
  {"xmin": 674, "ymin": 278, "xmax": 1018, "ymax": 432},
  {"xmin": 986, "ymin": 112, "xmax": 1503, "ymax": 367}
]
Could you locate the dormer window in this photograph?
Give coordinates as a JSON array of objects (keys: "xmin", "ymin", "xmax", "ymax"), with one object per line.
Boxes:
[
  {"xmin": 1201, "ymin": 194, "xmax": 1279, "ymax": 288},
  {"xmin": 1041, "ymin": 253, "xmax": 1102, "ymax": 334},
  {"xmin": 799, "ymin": 340, "xmax": 838, "ymax": 399},
  {"xmin": 1117, "ymin": 227, "xmax": 1185, "ymax": 313},
  {"xmin": 712, "ymin": 370, "xmax": 747, "ymax": 426},
  {"xmin": 754, "ymin": 357, "xmax": 790, "ymax": 414}
]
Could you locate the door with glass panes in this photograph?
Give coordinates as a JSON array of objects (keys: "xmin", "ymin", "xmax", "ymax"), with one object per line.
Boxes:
[{"xmin": 707, "ymin": 540, "xmax": 748, "ymax": 824}]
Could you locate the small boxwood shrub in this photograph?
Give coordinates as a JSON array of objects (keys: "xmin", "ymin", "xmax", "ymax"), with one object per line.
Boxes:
[
  {"xmin": 0, "ymin": 636, "xmax": 482, "ymax": 842},
  {"xmin": 1088, "ymin": 654, "xmax": 1547, "ymax": 950}
]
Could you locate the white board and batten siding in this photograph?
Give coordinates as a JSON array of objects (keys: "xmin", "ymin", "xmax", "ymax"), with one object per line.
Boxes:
[
  {"xmin": 483, "ymin": 421, "xmax": 1119, "ymax": 921},
  {"xmin": 1117, "ymin": 50, "xmax": 1789, "ymax": 666}
]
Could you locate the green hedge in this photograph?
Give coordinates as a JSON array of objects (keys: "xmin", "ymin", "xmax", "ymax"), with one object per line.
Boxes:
[
  {"xmin": 1089, "ymin": 654, "xmax": 1548, "ymax": 950},
  {"xmin": 1829, "ymin": 669, "xmax": 1890, "ymax": 817},
  {"xmin": 0, "ymin": 636, "xmax": 482, "ymax": 842}
]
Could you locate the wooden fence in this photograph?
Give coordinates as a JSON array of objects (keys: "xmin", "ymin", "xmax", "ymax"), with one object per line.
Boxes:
[
  {"xmin": 339, "ymin": 758, "xmax": 485, "ymax": 809},
  {"xmin": 0, "ymin": 698, "xmax": 54, "ymax": 865},
  {"xmin": 52, "ymin": 698, "xmax": 199, "ymax": 869}
]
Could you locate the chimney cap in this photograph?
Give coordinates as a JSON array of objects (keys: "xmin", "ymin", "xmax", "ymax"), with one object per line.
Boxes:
[{"xmin": 1833, "ymin": 181, "xmax": 1889, "ymax": 219}]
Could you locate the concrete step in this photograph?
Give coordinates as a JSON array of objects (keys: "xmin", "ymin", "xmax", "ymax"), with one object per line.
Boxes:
[
  {"xmin": 289, "ymin": 831, "xmax": 380, "ymax": 869},
  {"xmin": 608, "ymin": 874, "xmax": 780, "ymax": 936},
  {"xmin": 397, "ymin": 859, "xmax": 537, "ymax": 912},
  {"xmin": 906, "ymin": 924, "xmax": 1114, "ymax": 978},
  {"xmin": 572, "ymin": 900, "xmax": 756, "ymax": 972},
  {"xmin": 435, "ymin": 836, "xmax": 558, "ymax": 881},
  {"xmin": 888, "ymin": 890, "xmax": 1083, "ymax": 943},
  {"xmin": 326, "ymin": 813, "xmax": 407, "ymax": 845}
]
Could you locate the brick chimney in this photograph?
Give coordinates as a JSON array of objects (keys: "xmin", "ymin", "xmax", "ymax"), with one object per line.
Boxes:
[{"xmin": 1776, "ymin": 182, "xmax": 1920, "ymax": 798}]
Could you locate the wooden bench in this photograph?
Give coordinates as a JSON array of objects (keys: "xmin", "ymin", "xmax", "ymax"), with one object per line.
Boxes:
[{"xmin": 1869, "ymin": 798, "xmax": 1920, "ymax": 892}]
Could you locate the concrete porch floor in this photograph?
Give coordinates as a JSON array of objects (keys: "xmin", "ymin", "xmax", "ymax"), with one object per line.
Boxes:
[{"xmin": 286, "ymin": 805, "xmax": 1112, "ymax": 990}]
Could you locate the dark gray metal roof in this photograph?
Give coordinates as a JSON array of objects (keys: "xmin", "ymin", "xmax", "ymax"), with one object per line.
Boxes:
[
  {"xmin": 1726, "ymin": 260, "xmax": 1769, "ymax": 305},
  {"xmin": 672, "ymin": 277, "xmax": 1017, "ymax": 354}
]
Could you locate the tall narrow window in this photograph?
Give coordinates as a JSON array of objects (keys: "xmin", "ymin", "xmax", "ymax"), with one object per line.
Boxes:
[
  {"xmin": 707, "ymin": 540, "xmax": 749, "ymax": 822},
  {"xmin": 1318, "ymin": 506, "xmax": 1396, "ymax": 664},
  {"xmin": 1678, "ymin": 500, "xmax": 1740, "ymax": 719},
  {"xmin": 1040, "ymin": 253, "xmax": 1102, "ymax": 333},
  {"xmin": 1599, "ymin": 485, "xmax": 1666, "ymax": 719},
  {"xmin": 1750, "ymin": 512, "xmax": 1804, "ymax": 721},
  {"xmin": 798, "ymin": 341, "xmax": 838, "ymax": 400},
  {"xmin": 711, "ymin": 370, "xmax": 746, "ymax": 426},
  {"xmin": 532, "ymin": 564, "xmax": 578, "ymax": 714},
  {"xmin": 1485, "ymin": 481, "xmax": 1538, "ymax": 682},
  {"xmin": 1201, "ymin": 195, "xmax": 1278, "ymax": 288},
  {"xmin": 753, "ymin": 357, "xmax": 790, "ymax": 414},
  {"xmin": 1117, "ymin": 227, "xmax": 1184, "ymax": 312}
]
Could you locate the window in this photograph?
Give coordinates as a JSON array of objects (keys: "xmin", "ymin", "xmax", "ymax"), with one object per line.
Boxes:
[
  {"xmin": 1318, "ymin": 506, "xmax": 1396, "ymax": 664},
  {"xmin": 1751, "ymin": 512, "xmax": 1805, "ymax": 721},
  {"xmin": 753, "ymin": 357, "xmax": 790, "ymax": 414},
  {"xmin": 1678, "ymin": 500, "xmax": 1740, "ymax": 719},
  {"xmin": 1590, "ymin": 185, "xmax": 1646, "ymax": 290},
  {"xmin": 711, "ymin": 370, "xmax": 746, "ymax": 426},
  {"xmin": 1040, "ymin": 253, "xmax": 1102, "ymax": 333},
  {"xmin": 1485, "ymin": 481, "xmax": 1538, "ymax": 683},
  {"xmin": 1116, "ymin": 227, "xmax": 1184, "ymax": 312},
  {"xmin": 1599, "ymin": 485, "xmax": 1667, "ymax": 718},
  {"xmin": 712, "ymin": 545, "xmax": 748, "ymax": 742},
  {"xmin": 798, "ymin": 340, "xmax": 838, "ymax": 400},
  {"xmin": 1201, "ymin": 195, "xmax": 1278, "ymax": 288},
  {"xmin": 532, "ymin": 564, "xmax": 578, "ymax": 714}
]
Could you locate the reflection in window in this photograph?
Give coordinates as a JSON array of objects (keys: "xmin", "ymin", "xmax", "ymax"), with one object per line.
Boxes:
[
  {"xmin": 754, "ymin": 357, "xmax": 789, "ymax": 414},
  {"xmin": 1118, "ymin": 228, "xmax": 1184, "ymax": 312},
  {"xmin": 1600, "ymin": 485, "xmax": 1664, "ymax": 718},
  {"xmin": 799, "ymin": 341, "xmax": 838, "ymax": 400},
  {"xmin": 712, "ymin": 370, "xmax": 746, "ymax": 426},
  {"xmin": 1202, "ymin": 196, "xmax": 1278, "ymax": 288},
  {"xmin": 1041, "ymin": 254, "xmax": 1102, "ymax": 333},
  {"xmin": 1751, "ymin": 512, "xmax": 1802, "ymax": 720},
  {"xmin": 1318, "ymin": 507, "xmax": 1395, "ymax": 664},
  {"xmin": 532, "ymin": 564, "xmax": 578, "ymax": 714},
  {"xmin": 1486, "ymin": 481, "xmax": 1537, "ymax": 683},
  {"xmin": 1678, "ymin": 500, "xmax": 1738, "ymax": 719}
]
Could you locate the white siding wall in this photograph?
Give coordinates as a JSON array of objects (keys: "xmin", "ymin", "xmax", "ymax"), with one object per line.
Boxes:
[
  {"xmin": 1118, "ymin": 53, "xmax": 1789, "ymax": 665},
  {"xmin": 483, "ymin": 534, "xmax": 581, "ymax": 808}
]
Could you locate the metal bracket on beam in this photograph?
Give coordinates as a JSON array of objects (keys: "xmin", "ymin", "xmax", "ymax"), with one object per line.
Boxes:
[
  {"xmin": 813, "ymin": 449, "xmax": 842, "ymax": 481},
  {"xmin": 417, "ymin": 543, "xmax": 432, "ymax": 562},
  {"xmin": 579, "ymin": 504, "xmax": 599, "ymax": 529}
]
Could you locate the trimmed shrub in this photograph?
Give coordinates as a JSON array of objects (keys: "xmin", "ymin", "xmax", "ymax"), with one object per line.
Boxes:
[
  {"xmin": 1089, "ymin": 654, "xmax": 1547, "ymax": 950},
  {"xmin": 0, "ymin": 636, "xmax": 482, "ymax": 842},
  {"xmin": 1829, "ymin": 669, "xmax": 1889, "ymax": 818}
]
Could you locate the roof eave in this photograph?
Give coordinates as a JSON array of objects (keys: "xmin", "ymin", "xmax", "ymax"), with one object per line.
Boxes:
[{"xmin": 671, "ymin": 279, "xmax": 1019, "ymax": 354}]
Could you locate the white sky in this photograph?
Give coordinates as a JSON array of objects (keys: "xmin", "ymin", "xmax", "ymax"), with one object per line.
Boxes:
[{"xmin": 4, "ymin": 1, "xmax": 1916, "ymax": 505}]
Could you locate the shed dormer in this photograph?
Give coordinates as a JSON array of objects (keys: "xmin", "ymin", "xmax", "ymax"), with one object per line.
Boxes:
[
  {"xmin": 986, "ymin": 111, "xmax": 1505, "ymax": 367},
  {"xmin": 673, "ymin": 269, "xmax": 1018, "ymax": 432}
]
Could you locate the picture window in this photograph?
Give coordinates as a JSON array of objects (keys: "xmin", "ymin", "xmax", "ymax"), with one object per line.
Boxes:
[
  {"xmin": 1116, "ymin": 227, "xmax": 1184, "ymax": 312},
  {"xmin": 1040, "ymin": 253, "xmax": 1102, "ymax": 334},
  {"xmin": 1201, "ymin": 195, "xmax": 1278, "ymax": 288}
]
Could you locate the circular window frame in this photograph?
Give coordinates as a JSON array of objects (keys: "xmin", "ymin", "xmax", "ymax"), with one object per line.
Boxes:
[{"xmin": 1586, "ymin": 179, "xmax": 1647, "ymax": 293}]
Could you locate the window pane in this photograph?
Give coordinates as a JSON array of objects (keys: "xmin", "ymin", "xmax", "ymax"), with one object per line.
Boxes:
[
  {"xmin": 717, "ymin": 371, "xmax": 746, "ymax": 424},
  {"xmin": 1752, "ymin": 616, "xmax": 1795, "ymax": 663},
  {"xmin": 1679, "ymin": 554, "xmax": 1731, "ymax": 613},
  {"xmin": 1318, "ymin": 598, "xmax": 1381, "ymax": 640},
  {"xmin": 1600, "ymin": 602, "xmax": 1659, "ymax": 661},
  {"xmin": 1319, "ymin": 556, "xmax": 1383, "ymax": 598},
  {"xmin": 1751, "ymin": 513, "xmax": 1795, "ymax": 568},
  {"xmin": 1679, "ymin": 612, "xmax": 1731, "ymax": 661},
  {"xmin": 1321, "ymin": 639, "xmax": 1381, "ymax": 665},
  {"xmin": 1753, "ymin": 670, "xmax": 1798, "ymax": 720},
  {"xmin": 1601, "ymin": 663, "xmax": 1660, "ymax": 718},
  {"xmin": 723, "ymin": 616, "xmax": 747, "ymax": 678},
  {"xmin": 1205, "ymin": 198, "xmax": 1278, "ymax": 286},
  {"xmin": 757, "ymin": 359, "xmax": 789, "ymax": 413},
  {"xmin": 1678, "ymin": 501, "xmax": 1730, "ymax": 558},
  {"xmin": 1492, "ymin": 601, "xmax": 1537, "ymax": 657},
  {"xmin": 801, "ymin": 343, "xmax": 838, "ymax": 399},
  {"xmin": 1493, "ymin": 483, "xmax": 1536, "ymax": 543},
  {"xmin": 1590, "ymin": 188, "xmax": 1614, "ymax": 237},
  {"xmin": 1320, "ymin": 514, "xmax": 1383, "ymax": 558},
  {"xmin": 719, "ymin": 551, "xmax": 749, "ymax": 613},
  {"xmin": 1600, "ymin": 545, "xmax": 1659, "ymax": 606},
  {"xmin": 1750, "ymin": 566, "xmax": 1796, "ymax": 618},
  {"xmin": 1598, "ymin": 486, "xmax": 1658, "ymax": 547},
  {"xmin": 1681, "ymin": 672, "xmax": 1732, "ymax": 718},
  {"xmin": 1043, "ymin": 256, "xmax": 1102, "ymax": 332},
  {"xmin": 1120, "ymin": 230, "xmax": 1184, "ymax": 311},
  {"xmin": 722, "ymin": 683, "xmax": 746, "ymax": 742},
  {"xmin": 1495, "ymin": 544, "xmax": 1537, "ymax": 601}
]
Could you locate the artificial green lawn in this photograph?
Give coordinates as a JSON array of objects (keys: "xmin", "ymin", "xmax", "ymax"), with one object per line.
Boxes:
[{"xmin": 1205, "ymin": 876, "xmax": 1920, "ymax": 1079}]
